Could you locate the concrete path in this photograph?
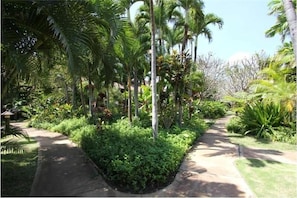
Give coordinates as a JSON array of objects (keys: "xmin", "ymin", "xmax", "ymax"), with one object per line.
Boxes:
[{"xmin": 11, "ymin": 116, "xmax": 296, "ymax": 197}]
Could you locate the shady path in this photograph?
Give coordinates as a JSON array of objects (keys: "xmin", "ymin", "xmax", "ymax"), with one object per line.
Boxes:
[{"xmin": 11, "ymin": 116, "xmax": 297, "ymax": 197}]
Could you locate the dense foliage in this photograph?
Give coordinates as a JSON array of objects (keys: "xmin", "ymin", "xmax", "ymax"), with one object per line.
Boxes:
[
  {"xmin": 226, "ymin": 37, "xmax": 296, "ymax": 144},
  {"xmin": 2, "ymin": 0, "xmax": 296, "ymax": 194},
  {"xmin": 227, "ymin": 102, "xmax": 296, "ymax": 144},
  {"xmin": 196, "ymin": 101, "xmax": 227, "ymax": 119},
  {"xmin": 30, "ymin": 117, "xmax": 207, "ymax": 193}
]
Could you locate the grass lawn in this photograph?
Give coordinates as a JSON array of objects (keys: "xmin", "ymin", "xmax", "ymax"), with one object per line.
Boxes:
[
  {"xmin": 227, "ymin": 132, "xmax": 296, "ymax": 151},
  {"xmin": 1, "ymin": 136, "xmax": 38, "ymax": 196},
  {"xmin": 236, "ymin": 158, "xmax": 297, "ymax": 198}
]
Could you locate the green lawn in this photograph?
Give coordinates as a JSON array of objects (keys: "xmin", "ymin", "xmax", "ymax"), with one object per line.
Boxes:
[
  {"xmin": 1, "ymin": 136, "xmax": 38, "ymax": 196},
  {"xmin": 236, "ymin": 158, "xmax": 297, "ymax": 198},
  {"xmin": 227, "ymin": 132, "xmax": 296, "ymax": 151}
]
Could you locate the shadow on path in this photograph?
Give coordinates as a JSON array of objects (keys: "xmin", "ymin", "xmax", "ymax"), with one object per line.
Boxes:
[{"xmin": 10, "ymin": 117, "xmax": 256, "ymax": 197}]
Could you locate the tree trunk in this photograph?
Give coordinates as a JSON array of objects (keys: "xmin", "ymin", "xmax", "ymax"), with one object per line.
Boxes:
[
  {"xmin": 79, "ymin": 77, "xmax": 87, "ymax": 116},
  {"xmin": 181, "ymin": 23, "xmax": 189, "ymax": 54},
  {"xmin": 106, "ymin": 86, "xmax": 110, "ymax": 109},
  {"xmin": 64, "ymin": 81, "xmax": 70, "ymax": 103},
  {"xmin": 88, "ymin": 79, "xmax": 94, "ymax": 117},
  {"xmin": 71, "ymin": 77, "xmax": 77, "ymax": 109},
  {"xmin": 194, "ymin": 37, "xmax": 198, "ymax": 62},
  {"xmin": 127, "ymin": 72, "xmax": 132, "ymax": 123},
  {"xmin": 178, "ymin": 98, "xmax": 183, "ymax": 126},
  {"xmin": 134, "ymin": 69, "xmax": 139, "ymax": 117},
  {"xmin": 88, "ymin": 63, "xmax": 94, "ymax": 117},
  {"xmin": 149, "ymin": 0, "xmax": 158, "ymax": 140},
  {"xmin": 282, "ymin": 0, "xmax": 297, "ymax": 60}
]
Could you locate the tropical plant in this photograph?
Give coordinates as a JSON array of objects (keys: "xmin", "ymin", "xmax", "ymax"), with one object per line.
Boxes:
[
  {"xmin": 168, "ymin": 0, "xmax": 204, "ymax": 55},
  {"xmin": 1, "ymin": 125, "xmax": 29, "ymax": 154},
  {"xmin": 250, "ymin": 56, "xmax": 296, "ymax": 121},
  {"xmin": 282, "ymin": 0, "xmax": 297, "ymax": 57},
  {"xmin": 266, "ymin": 0, "xmax": 297, "ymax": 58},
  {"xmin": 240, "ymin": 101, "xmax": 295, "ymax": 141},
  {"xmin": 189, "ymin": 13, "xmax": 223, "ymax": 62}
]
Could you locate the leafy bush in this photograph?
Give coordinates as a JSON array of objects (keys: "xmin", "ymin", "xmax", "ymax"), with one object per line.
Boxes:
[
  {"xmin": 70, "ymin": 125, "xmax": 97, "ymax": 145},
  {"xmin": 196, "ymin": 101, "xmax": 227, "ymax": 119},
  {"xmin": 226, "ymin": 116, "xmax": 245, "ymax": 134},
  {"xmin": 28, "ymin": 95, "xmax": 84, "ymax": 125},
  {"xmin": 29, "ymin": 116, "xmax": 206, "ymax": 193},
  {"xmin": 241, "ymin": 102, "xmax": 285, "ymax": 138},
  {"xmin": 50, "ymin": 117, "xmax": 88, "ymax": 136},
  {"xmin": 132, "ymin": 111, "xmax": 151, "ymax": 128},
  {"xmin": 237, "ymin": 101, "xmax": 296, "ymax": 143},
  {"xmin": 81, "ymin": 118, "xmax": 204, "ymax": 193}
]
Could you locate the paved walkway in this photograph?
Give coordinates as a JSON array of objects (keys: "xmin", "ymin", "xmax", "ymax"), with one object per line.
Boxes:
[{"xmin": 11, "ymin": 116, "xmax": 296, "ymax": 197}]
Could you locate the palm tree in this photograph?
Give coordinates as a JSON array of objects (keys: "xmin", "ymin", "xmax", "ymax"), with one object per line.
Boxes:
[
  {"xmin": 164, "ymin": 26, "xmax": 183, "ymax": 54},
  {"xmin": 266, "ymin": 0, "xmax": 297, "ymax": 59},
  {"xmin": 282, "ymin": 0, "xmax": 297, "ymax": 59},
  {"xmin": 266, "ymin": 0, "xmax": 291, "ymax": 41},
  {"xmin": 136, "ymin": 0, "xmax": 171, "ymax": 55},
  {"xmin": 131, "ymin": 20, "xmax": 151, "ymax": 118},
  {"xmin": 169, "ymin": 0, "xmax": 204, "ymax": 55},
  {"xmin": 2, "ymin": 0, "xmax": 124, "ymax": 114},
  {"xmin": 149, "ymin": 0, "xmax": 158, "ymax": 140},
  {"xmin": 190, "ymin": 13, "xmax": 223, "ymax": 62}
]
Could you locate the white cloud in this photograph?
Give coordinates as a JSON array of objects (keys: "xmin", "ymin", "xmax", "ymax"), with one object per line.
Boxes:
[{"xmin": 227, "ymin": 52, "xmax": 252, "ymax": 65}]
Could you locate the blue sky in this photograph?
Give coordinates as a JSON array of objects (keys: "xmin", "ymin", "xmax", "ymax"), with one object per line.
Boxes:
[
  {"xmin": 198, "ymin": 0, "xmax": 283, "ymax": 61},
  {"xmin": 131, "ymin": 0, "xmax": 283, "ymax": 61}
]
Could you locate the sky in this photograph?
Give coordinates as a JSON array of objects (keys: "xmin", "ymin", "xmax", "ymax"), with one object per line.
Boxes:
[{"xmin": 131, "ymin": 0, "xmax": 284, "ymax": 62}]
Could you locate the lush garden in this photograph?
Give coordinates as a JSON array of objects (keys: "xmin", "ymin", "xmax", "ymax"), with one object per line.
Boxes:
[
  {"xmin": 1, "ymin": 0, "xmax": 296, "ymax": 196},
  {"xmin": 226, "ymin": 54, "xmax": 296, "ymax": 144},
  {"xmin": 29, "ymin": 115, "xmax": 208, "ymax": 193}
]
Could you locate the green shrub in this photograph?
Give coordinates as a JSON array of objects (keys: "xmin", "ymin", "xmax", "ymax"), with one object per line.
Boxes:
[
  {"xmin": 240, "ymin": 101, "xmax": 296, "ymax": 143},
  {"xmin": 28, "ymin": 120, "xmax": 55, "ymax": 130},
  {"xmin": 70, "ymin": 125, "xmax": 97, "ymax": 144},
  {"xmin": 29, "ymin": 98, "xmax": 84, "ymax": 124},
  {"xmin": 81, "ymin": 118, "xmax": 204, "ymax": 193},
  {"xmin": 197, "ymin": 101, "xmax": 227, "ymax": 119},
  {"xmin": 241, "ymin": 102, "xmax": 285, "ymax": 138},
  {"xmin": 50, "ymin": 117, "xmax": 88, "ymax": 136},
  {"xmin": 226, "ymin": 116, "xmax": 245, "ymax": 134},
  {"xmin": 28, "ymin": 116, "xmax": 206, "ymax": 193},
  {"xmin": 132, "ymin": 111, "xmax": 151, "ymax": 128}
]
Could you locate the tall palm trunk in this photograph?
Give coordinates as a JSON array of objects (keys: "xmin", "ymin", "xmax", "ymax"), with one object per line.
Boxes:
[
  {"xmin": 79, "ymin": 77, "xmax": 87, "ymax": 116},
  {"xmin": 127, "ymin": 71, "xmax": 132, "ymax": 123},
  {"xmin": 134, "ymin": 68, "xmax": 139, "ymax": 117},
  {"xmin": 71, "ymin": 77, "xmax": 77, "ymax": 109},
  {"xmin": 88, "ymin": 64, "xmax": 94, "ymax": 117},
  {"xmin": 64, "ymin": 81, "xmax": 70, "ymax": 104},
  {"xmin": 149, "ymin": 0, "xmax": 158, "ymax": 140},
  {"xmin": 181, "ymin": 23, "xmax": 189, "ymax": 54},
  {"xmin": 194, "ymin": 36, "xmax": 198, "ymax": 62},
  {"xmin": 106, "ymin": 85, "xmax": 109, "ymax": 109},
  {"xmin": 282, "ymin": 0, "xmax": 297, "ymax": 59}
]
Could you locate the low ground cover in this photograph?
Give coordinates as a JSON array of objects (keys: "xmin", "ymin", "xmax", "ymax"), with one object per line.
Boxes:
[
  {"xmin": 227, "ymin": 132, "xmax": 296, "ymax": 151},
  {"xmin": 227, "ymin": 116, "xmax": 297, "ymax": 197},
  {"xmin": 236, "ymin": 158, "xmax": 297, "ymax": 198},
  {"xmin": 29, "ymin": 116, "xmax": 207, "ymax": 193}
]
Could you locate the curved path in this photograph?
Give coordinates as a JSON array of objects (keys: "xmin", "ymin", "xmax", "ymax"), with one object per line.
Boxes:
[{"xmin": 11, "ymin": 116, "xmax": 296, "ymax": 197}]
